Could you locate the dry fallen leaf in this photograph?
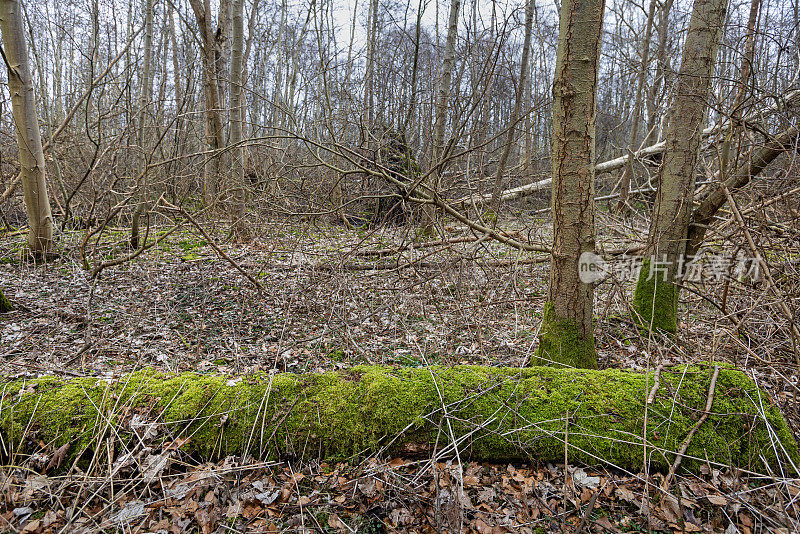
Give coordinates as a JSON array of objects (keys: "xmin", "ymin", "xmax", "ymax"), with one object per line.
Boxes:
[{"xmin": 707, "ymin": 494, "xmax": 728, "ymax": 506}]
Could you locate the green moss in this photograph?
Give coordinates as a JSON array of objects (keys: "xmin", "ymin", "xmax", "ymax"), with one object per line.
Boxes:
[
  {"xmin": 1, "ymin": 364, "xmax": 797, "ymax": 474},
  {"xmin": 632, "ymin": 259, "xmax": 678, "ymax": 333},
  {"xmin": 534, "ymin": 302, "xmax": 597, "ymax": 369},
  {"xmin": 0, "ymin": 287, "xmax": 12, "ymax": 313}
]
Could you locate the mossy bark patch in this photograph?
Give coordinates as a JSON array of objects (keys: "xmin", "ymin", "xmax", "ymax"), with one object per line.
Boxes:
[
  {"xmin": 0, "ymin": 287, "xmax": 11, "ymax": 313},
  {"xmin": 1, "ymin": 364, "xmax": 796, "ymax": 473},
  {"xmin": 632, "ymin": 258, "xmax": 679, "ymax": 333},
  {"xmin": 534, "ymin": 302, "xmax": 597, "ymax": 368}
]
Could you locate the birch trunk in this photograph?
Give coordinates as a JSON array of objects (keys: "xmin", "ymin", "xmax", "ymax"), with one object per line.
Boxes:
[
  {"xmin": 0, "ymin": 0, "xmax": 54, "ymax": 256},
  {"xmin": 534, "ymin": 0, "xmax": 605, "ymax": 369},
  {"xmin": 632, "ymin": 0, "xmax": 729, "ymax": 332}
]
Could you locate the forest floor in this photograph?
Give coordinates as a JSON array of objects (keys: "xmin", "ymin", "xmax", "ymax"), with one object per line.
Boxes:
[{"xmin": 1, "ymin": 213, "xmax": 798, "ymax": 533}]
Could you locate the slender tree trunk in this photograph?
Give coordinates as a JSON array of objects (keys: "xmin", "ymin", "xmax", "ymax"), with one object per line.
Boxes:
[
  {"xmin": 423, "ymin": 0, "xmax": 461, "ymax": 233},
  {"xmin": 189, "ymin": 0, "xmax": 226, "ymax": 206},
  {"xmin": 228, "ymin": 0, "xmax": 248, "ymax": 237},
  {"xmin": 131, "ymin": 0, "xmax": 155, "ymax": 249},
  {"xmin": 615, "ymin": 0, "xmax": 656, "ymax": 214},
  {"xmin": 0, "ymin": 0, "xmax": 54, "ymax": 256},
  {"xmin": 719, "ymin": 0, "xmax": 760, "ymax": 174},
  {"xmin": 632, "ymin": 0, "xmax": 729, "ymax": 332},
  {"xmin": 645, "ymin": 0, "xmax": 674, "ymax": 147},
  {"xmin": 363, "ymin": 0, "xmax": 378, "ymax": 140},
  {"xmin": 488, "ymin": 0, "xmax": 534, "ymax": 220},
  {"xmin": 169, "ymin": 7, "xmax": 184, "ymax": 159},
  {"xmin": 534, "ymin": 0, "xmax": 605, "ymax": 369}
]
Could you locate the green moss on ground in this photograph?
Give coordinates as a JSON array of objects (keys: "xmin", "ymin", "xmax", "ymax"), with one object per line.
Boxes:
[
  {"xmin": 1, "ymin": 364, "xmax": 796, "ymax": 474},
  {"xmin": 534, "ymin": 302, "xmax": 597, "ymax": 369},
  {"xmin": 0, "ymin": 287, "xmax": 12, "ymax": 313},
  {"xmin": 632, "ymin": 258, "xmax": 679, "ymax": 333}
]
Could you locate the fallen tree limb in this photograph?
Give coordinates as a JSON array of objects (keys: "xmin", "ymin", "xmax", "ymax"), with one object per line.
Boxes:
[
  {"xmin": 687, "ymin": 125, "xmax": 799, "ymax": 257},
  {"xmin": 1, "ymin": 364, "xmax": 796, "ymax": 473},
  {"xmin": 457, "ymin": 90, "xmax": 800, "ymax": 208}
]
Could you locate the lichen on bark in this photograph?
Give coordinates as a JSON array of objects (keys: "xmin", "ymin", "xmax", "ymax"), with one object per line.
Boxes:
[{"xmin": 1, "ymin": 364, "xmax": 796, "ymax": 474}]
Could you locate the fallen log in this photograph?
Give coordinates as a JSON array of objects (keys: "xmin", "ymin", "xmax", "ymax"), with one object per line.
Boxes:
[
  {"xmin": 1, "ymin": 364, "xmax": 796, "ymax": 473},
  {"xmin": 457, "ymin": 89, "xmax": 800, "ymax": 208}
]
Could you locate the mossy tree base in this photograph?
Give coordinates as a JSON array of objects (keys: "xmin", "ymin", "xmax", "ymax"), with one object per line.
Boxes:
[
  {"xmin": 0, "ymin": 288, "xmax": 12, "ymax": 313},
  {"xmin": 632, "ymin": 258, "xmax": 679, "ymax": 333},
  {"xmin": 534, "ymin": 302, "xmax": 597, "ymax": 369},
  {"xmin": 1, "ymin": 364, "xmax": 796, "ymax": 473}
]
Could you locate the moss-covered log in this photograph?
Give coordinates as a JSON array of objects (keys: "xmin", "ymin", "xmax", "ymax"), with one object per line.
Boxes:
[{"xmin": 1, "ymin": 364, "xmax": 797, "ymax": 473}]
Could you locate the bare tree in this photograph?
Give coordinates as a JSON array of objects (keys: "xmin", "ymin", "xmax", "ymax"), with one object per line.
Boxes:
[
  {"xmin": 614, "ymin": 0, "xmax": 656, "ymax": 214},
  {"xmin": 189, "ymin": 0, "xmax": 227, "ymax": 205}
]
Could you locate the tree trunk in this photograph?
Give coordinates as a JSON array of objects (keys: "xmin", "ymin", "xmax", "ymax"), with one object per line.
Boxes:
[
  {"xmin": 228, "ymin": 0, "xmax": 248, "ymax": 237},
  {"xmin": 0, "ymin": 0, "xmax": 54, "ymax": 256},
  {"xmin": 534, "ymin": 0, "xmax": 605, "ymax": 369},
  {"xmin": 632, "ymin": 0, "xmax": 729, "ymax": 333},
  {"xmin": 423, "ymin": 0, "xmax": 461, "ymax": 233},
  {"xmin": 718, "ymin": 0, "xmax": 760, "ymax": 174},
  {"xmin": 3, "ymin": 365, "xmax": 796, "ymax": 472},
  {"xmin": 130, "ymin": 0, "xmax": 155, "ymax": 250},
  {"xmin": 615, "ymin": 0, "xmax": 656, "ymax": 214},
  {"xmin": 487, "ymin": 0, "xmax": 533, "ymax": 220},
  {"xmin": 189, "ymin": 0, "xmax": 226, "ymax": 206},
  {"xmin": 645, "ymin": 0, "xmax": 674, "ymax": 147},
  {"xmin": 363, "ymin": 0, "xmax": 378, "ymax": 139}
]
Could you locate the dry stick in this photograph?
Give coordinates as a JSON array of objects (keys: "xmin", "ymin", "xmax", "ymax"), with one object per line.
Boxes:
[
  {"xmin": 575, "ymin": 483, "xmax": 603, "ymax": 534},
  {"xmin": 661, "ymin": 365, "xmax": 720, "ymax": 494},
  {"xmin": 162, "ymin": 200, "xmax": 264, "ymax": 291},
  {"xmin": 646, "ymin": 364, "xmax": 665, "ymax": 404},
  {"xmin": 722, "ymin": 184, "xmax": 800, "ymax": 367}
]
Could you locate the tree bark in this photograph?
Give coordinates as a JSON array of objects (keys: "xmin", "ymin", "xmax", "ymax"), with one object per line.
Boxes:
[
  {"xmin": 632, "ymin": 0, "xmax": 729, "ymax": 333},
  {"xmin": 0, "ymin": 287, "xmax": 12, "ymax": 313},
  {"xmin": 534, "ymin": 0, "xmax": 605, "ymax": 369},
  {"xmin": 0, "ymin": 0, "xmax": 54, "ymax": 256}
]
